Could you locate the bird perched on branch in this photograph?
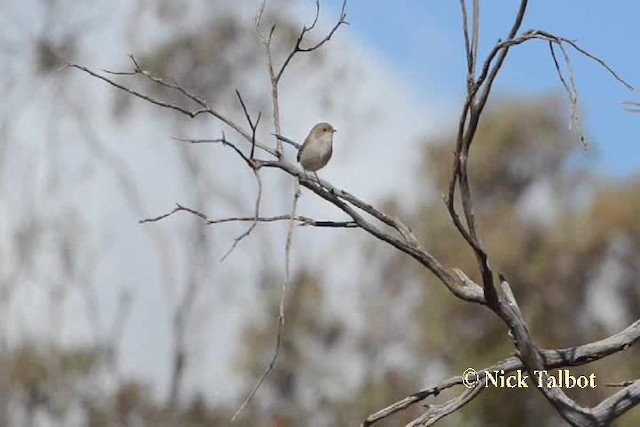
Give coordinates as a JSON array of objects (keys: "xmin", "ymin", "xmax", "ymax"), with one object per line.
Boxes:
[{"xmin": 297, "ymin": 122, "xmax": 337, "ymax": 179}]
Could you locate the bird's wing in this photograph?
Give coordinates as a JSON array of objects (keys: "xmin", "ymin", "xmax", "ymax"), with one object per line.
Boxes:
[{"xmin": 296, "ymin": 140, "xmax": 306, "ymax": 162}]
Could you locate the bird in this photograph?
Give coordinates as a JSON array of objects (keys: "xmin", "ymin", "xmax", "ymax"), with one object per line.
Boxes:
[{"xmin": 297, "ymin": 122, "xmax": 336, "ymax": 181}]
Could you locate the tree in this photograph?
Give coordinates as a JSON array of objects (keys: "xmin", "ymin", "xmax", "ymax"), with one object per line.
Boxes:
[{"xmin": 69, "ymin": 1, "xmax": 639, "ymax": 426}]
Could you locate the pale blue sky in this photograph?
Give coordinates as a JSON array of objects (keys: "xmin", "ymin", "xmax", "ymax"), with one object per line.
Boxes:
[{"xmin": 325, "ymin": 1, "xmax": 640, "ymax": 178}]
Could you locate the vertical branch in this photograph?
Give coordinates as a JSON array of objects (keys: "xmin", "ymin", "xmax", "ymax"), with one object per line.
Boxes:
[
  {"xmin": 166, "ymin": 143, "xmax": 216, "ymax": 414},
  {"xmin": 256, "ymin": 5, "xmax": 283, "ymax": 158},
  {"xmin": 282, "ymin": 181, "xmax": 302, "ymax": 337},
  {"xmin": 460, "ymin": 0, "xmax": 481, "ymax": 85},
  {"xmin": 233, "ymin": 2, "xmax": 349, "ymax": 419},
  {"xmin": 230, "ymin": 184, "xmax": 300, "ymax": 423},
  {"xmin": 471, "ymin": 0, "xmax": 480, "ymax": 73},
  {"xmin": 463, "ymin": 0, "xmax": 529, "ymax": 237},
  {"xmin": 548, "ymin": 42, "xmax": 585, "ymax": 148},
  {"xmin": 497, "ymin": 278, "xmax": 597, "ymax": 426},
  {"xmin": 267, "ymin": 37, "xmax": 283, "ymax": 158},
  {"xmin": 460, "ymin": 0, "xmax": 472, "ymax": 77},
  {"xmin": 447, "ymin": 0, "xmax": 529, "ymax": 305},
  {"xmin": 256, "ymin": 0, "xmax": 348, "ymax": 158},
  {"xmin": 235, "ymin": 90, "xmax": 262, "ymax": 159}
]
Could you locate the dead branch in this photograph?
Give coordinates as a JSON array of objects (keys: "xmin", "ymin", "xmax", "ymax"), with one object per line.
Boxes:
[
  {"xmin": 140, "ymin": 203, "xmax": 356, "ymax": 228},
  {"xmin": 68, "ymin": 62, "xmax": 277, "ymax": 157},
  {"xmin": 364, "ymin": 318, "xmax": 640, "ymax": 425},
  {"xmin": 405, "ymin": 383, "xmax": 485, "ymax": 427},
  {"xmin": 275, "ymin": 0, "xmax": 349, "ymax": 84},
  {"xmin": 70, "ymin": 1, "xmax": 639, "ymax": 424}
]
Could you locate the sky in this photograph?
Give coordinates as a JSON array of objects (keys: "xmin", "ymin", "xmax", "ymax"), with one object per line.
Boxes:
[
  {"xmin": 325, "ymin": 0, "xmax": 640, "ymax": 178},
  {"xmin": 4, "ymin": 0, "xmax": 443, "ymax": 405},
  {"xmin": 3, "ymin": 0, "xmax": 639, "ymax": 412}
]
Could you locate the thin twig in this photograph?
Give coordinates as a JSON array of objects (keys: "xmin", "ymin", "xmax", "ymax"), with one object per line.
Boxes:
[
  {"xmin": 235, "ymin": 89, "xmax": 262, "ymax": 159},
  {"xmin": 256, "ymin": 1, "xmax": 284, "ymax": 157},
  {"xmin": 272, "ymin": 133, "xmax": 302, "ymax": 150},
  {"xmin": 405, "ymin": 382, "xmax": 485, "ymax": 427},
  {"xmin": 471, "ymin": 0, "xmax": 479, "ymax": 74},
  {"xmin": 459, "ymin": 0, "xmax": 472, "ymax": 78},
  {"xmin": 231, "ymin": 2, "xmax": 352, "ymax": 418},
  {"xmin": 140, "ymin": 204, "xmax": 356, "ymax": 228},
  {"xmin": 231, "ymin": 176, "xmax": 302, "ymax": 422},
  {"xmin": 220, "ymin": 167, "xmax": 263, "ymax": 261},
  {"xmin": 67, "ymin": 62, "xmax": 277, "ymax": 157},
  {"xmin": 172, "ymin": 134, "xmax": 263, "ymax": 261},
  {"xmin": 172, "ymin": 135, "xmax": 255, "ymax": 166},
  {"xmin": 275, "ymin": 0, "xmax": 349, "ymax": 83},
  {"xmin": 487, "ymin": 31, "xmax": 633, "ymax": 91},
  {"xmin": 549, "ymin": 42, "xmax": 586, "ymax": 147},
  {"xmin": 606, "ymin": 380, "xmax": 639, "ymax": 388}
]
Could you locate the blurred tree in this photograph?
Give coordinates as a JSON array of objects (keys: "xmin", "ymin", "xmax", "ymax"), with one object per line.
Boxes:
[
  {"xmin": 234, "ymin": 95, "xmax": 639, "ymax": 426},
  {"xmin": 3, "ymin": 0, "xmax": 637, "ymax": 425},
  {"xmin": 369, "ymin": 96, "xmax": 639, "ymax": 426},
  {"xmin": 0, "ymin": 0, "xmax": 341, "ymax": 425}
]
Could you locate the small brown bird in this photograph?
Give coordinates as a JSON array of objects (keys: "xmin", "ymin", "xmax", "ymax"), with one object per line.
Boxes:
[{"xmin": 297, "ymin": 123, "xmax": 337, "ymax": 176}]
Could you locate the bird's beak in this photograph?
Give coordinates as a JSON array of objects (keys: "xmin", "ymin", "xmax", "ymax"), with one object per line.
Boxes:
[{"xmin": 332, "ymin": 129, "xmax": 337, "ymax": 133}]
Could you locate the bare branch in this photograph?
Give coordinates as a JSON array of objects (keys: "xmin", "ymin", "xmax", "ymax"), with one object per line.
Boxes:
[
  {"xmin": 365, "ymin": 318, "xmax": 640, "ymax": 425},
  {"xmin": 471, "ymin": 0, "xmax": 479, "ymax": 73},
  {"xmin": 476, "ymin": 0, "xmax": 529, "ymax": 111},
  {"xmin": 622, "ymin": 101, "xmax": 640, "ymax": 113},
  {"xmin": 172, "ymin": 134, "xmax": 263, "ymax": 262},
  {"xmin": 479, "ymin": 30, "xmax": 633, "ymax": 92},
  {"xmin": 275, "ymin": 0, "xmax": 349, "ymax": 83},
  {"xmin": 73, "ymin": 4, "xmax": 638, "ymax": 424},
  {"xmin": 405, "ymin": 382, "xmax": 485, "ymax": 427},
  {"xmin": 253, "ymin": 158, "xmax": 485, "ymax": 304},
  {"xmin": 497, "ymin": 278, "xmax": 601, "ymax": 426},
  {"xmin": 255, "ymin": 0, "xmax": 267, "ymax": 37},
  {"xmin": 220, "ymin": 167, "xmax": 263, "ymax": 262},
  {"xmin": 470, "ymin": 27, "xmax": 633, "ymax": 153},
  {"xmin": 592, "ymin": 380, "xmax": 640, "ymax": 423},
  {"xmin": 459, "ymin": 0, "xmax": 480, "ymax": 86},
  {"xmin": 235, "ymin": 89, "xmax": 262, "ymax": 159},
  {"xmin": 459, "ymin": 1, "xmax": 472, "ymax": 77},
  {"xmin": 444, "ymin": 0, "xmax": 634, "ymax": 314},
  {"xmin": 444, "ymin": 2, "xmax": 532, "ymax": 307},
  {"xmin": 606, "ymin": 380, "xmax": 639, "ymax": 388},
  {"xmin": 167, "ymin": 136, "xmax": 460, "ymax": 305},
  {"xmin": 68, "ymin": 63, "xmax": 208, "ymax": 117},
  {"xmin": 67, "ymin": 62, "xmax": 277, "ymax": 157},
  {"xmin": 255, "ymin": 1, "xmax": 284, "ymax": 157},
  {"xmin": 273, "ymin": 133, "xmax": 302, "ymax": 150},
  {"xmin": 140, "ymin": 204, "xmax": 355, "ymax": 228},
  {"xmin": 561, "ymin": 37, "xmax": 633, "ymax": 91},
  {"xmin": 232, "ymin": 3, "xmax": 352, "ymax": 415},
  {"xmin": 231, "ymin": 173, "xmax": 302, "ymax": 422},
  {"xmin": 231, "ymin": 296, "xmax": 284, "ymax": 423},
  {"xmin": 172, "ymin": 135, "xmax": 256, "ymax": 167},
  {"xmin": 549, "ymin": 42, "xmax": 585, "ymax": 147},
  {"xmin": 256, "ymin": 0, "xmax": 348, "ymax": 157}
]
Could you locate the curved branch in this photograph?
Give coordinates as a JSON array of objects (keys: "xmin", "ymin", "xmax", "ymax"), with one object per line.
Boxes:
[
  {"xmin": 275, "ymin": 0, "xmax": 349, "ymax": 83},
  {"xmin": 256, "ymin": 159, "xmax": 485, "ymax": 304},
  {"xmin": 364, "ymin": 318, "xmax": 640, "ymax": 425},
  {"xmin": 68, "ymin": 63, "xmax": 277, "ymax": 157},
  {"xmin": 405, "ymin": 382, "xmax": 485, "ymax": 427}
]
